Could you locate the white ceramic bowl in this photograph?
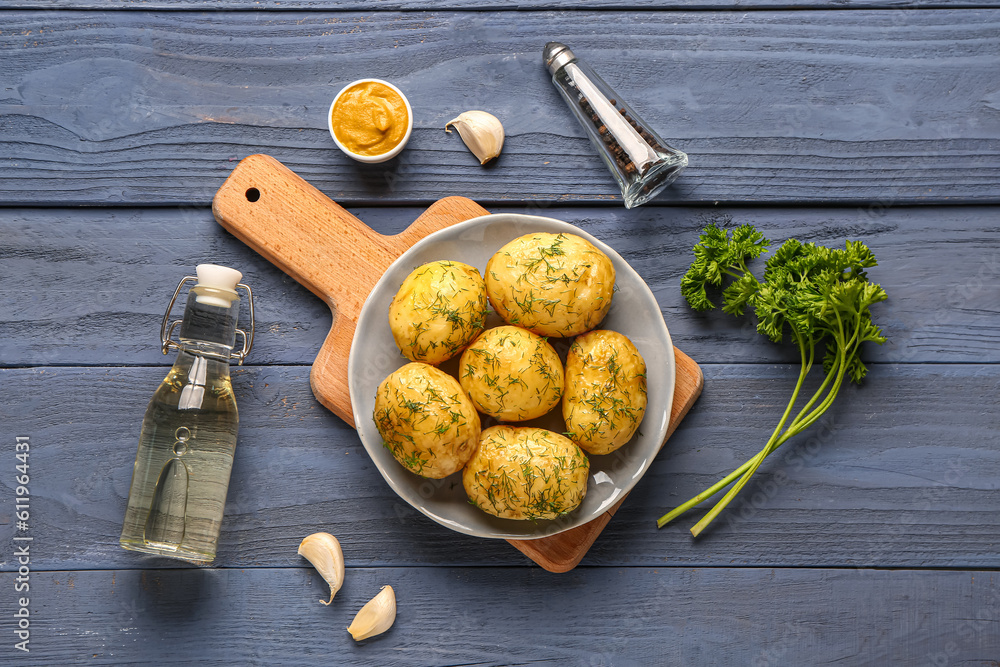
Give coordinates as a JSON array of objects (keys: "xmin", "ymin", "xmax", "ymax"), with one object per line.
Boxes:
[
  {"xmin": 347, "ymin": 214, "xmax": 676, "ymax": 539},
  {"xmin": 328, "ymin": 78, "xmax": 413, "ymax": 163}
]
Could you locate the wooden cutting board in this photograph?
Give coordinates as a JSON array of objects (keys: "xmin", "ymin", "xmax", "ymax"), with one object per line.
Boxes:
[{"xmin": 213, "ymin": 154, "xmax": 703, "ymax": 572}]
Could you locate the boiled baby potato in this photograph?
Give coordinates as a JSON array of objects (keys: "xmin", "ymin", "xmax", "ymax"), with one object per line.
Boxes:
[
  {"xmin": 463, "ymin": 426, "xmax": 589, "ymax": 520},
  {"xmin": 373, "ymin": 362, "xmax": 481, "ymax": 479},
  {"xmin": 562, "ymin": 330, "xmax": 647, "ymax": 455},
  {"xmin": 485, "ymin": 232, "xmax": 615, "ymax": 337},
  {"xmin": 388, "ymin": 260, "xmax": 488, "ymax": 365},
  {"xmin": 459, "ymin": 325, "xmax": 563, "ymax": 421}
]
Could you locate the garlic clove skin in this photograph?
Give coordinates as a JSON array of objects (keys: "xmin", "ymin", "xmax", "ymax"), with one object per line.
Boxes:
[
  {"xmin": 445, "ymin": 110, "xmax": 504, "ymax": 165},
  {"xmin": 297, "ymin": 532, "xmax": 345, "ymax": 605},
  {"xmin": 347, "ymin": 585, "xmax": 397, "ymax": 641}
]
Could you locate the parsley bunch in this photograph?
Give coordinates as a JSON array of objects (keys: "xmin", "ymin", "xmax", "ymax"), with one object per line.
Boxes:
[{"xmin": 659, "ymin": 222, "xmax": 888, "ymax": 536}]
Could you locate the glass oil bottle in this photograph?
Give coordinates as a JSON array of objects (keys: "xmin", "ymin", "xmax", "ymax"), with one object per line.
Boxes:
[
  {"xmin": 120, "ymin": 264, "xmax": 254, "ymax": 564},
  {"xmin": 544, "ymin": 42, "xmax": 689, "ymax": 208}
]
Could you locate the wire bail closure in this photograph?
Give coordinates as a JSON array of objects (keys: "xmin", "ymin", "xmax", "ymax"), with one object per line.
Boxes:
[{"xmin": 159, "ymin": 275, "xmax": 256, "ymax": 365}]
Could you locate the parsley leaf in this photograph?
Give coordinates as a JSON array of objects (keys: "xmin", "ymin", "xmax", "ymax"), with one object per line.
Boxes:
[{"xmin": 680, "ymin": 221, "xmax": 769, "ymax": 312}]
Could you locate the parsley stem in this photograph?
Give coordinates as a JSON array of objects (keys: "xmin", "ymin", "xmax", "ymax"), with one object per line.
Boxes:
[
  {"xmin": 660, "ymin": 326, "xmax": 862, "ymax": 533},
  {"xmin": 659, "ymin": 338, "xmax": 809, "ymax": 532},
  {"xmin": 691, "ymin": 374, "xmax": 808, "ymax": 537},
  {"xmin": 689, "ymin": 336, "xmax": 811, "ymax": 536},
  {"xmin": 655, "ymin": 366, "xmax": 842, "ymax": 532},
  {"xmin": 655, "ymin": 458, "xmax": 754, "ymax": 528},
  {"xmin": 660, "ymin": 332, "xmax": 851, "ymax": 532}
]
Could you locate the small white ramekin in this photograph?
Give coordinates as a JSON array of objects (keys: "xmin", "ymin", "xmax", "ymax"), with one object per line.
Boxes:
[{"xmin": 328, "ymin": 78, "xmax": 413, "ymax": 164}]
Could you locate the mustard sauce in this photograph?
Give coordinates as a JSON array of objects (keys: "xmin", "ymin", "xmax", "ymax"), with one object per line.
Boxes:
[{"xmin": 331, "ymin": 81, "xmax": 408, "ymax": 156}]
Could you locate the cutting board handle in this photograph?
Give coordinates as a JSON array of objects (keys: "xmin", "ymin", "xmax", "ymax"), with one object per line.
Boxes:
[{"xmin": 212, "ymin": 154, "xmax": 485, "ymax": 422}]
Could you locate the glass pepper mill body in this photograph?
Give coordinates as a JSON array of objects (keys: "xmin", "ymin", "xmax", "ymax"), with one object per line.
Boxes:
[
  {"xmin": 120, "ymin": 264, "xmax": 254, "ymax": 564},
  {"xmin": 544, "ymin": 42, "xmax": 688, "ymax": 209}
]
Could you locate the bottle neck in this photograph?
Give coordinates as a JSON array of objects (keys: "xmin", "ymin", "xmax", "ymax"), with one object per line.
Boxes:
[
  {"xmin": 177, "ymin": 289, "xmax": 240, "ymax": 364},
  {"xmin": 173, "ymin": 347, "xmax": 231, "ymax": 380},
  {"xmin": 169, "ymin": 348, "xmax": 230, "ymax": 413},
  {"xmin": 177, "ymin": 341, "xmax": 234, "ymax": 365}
]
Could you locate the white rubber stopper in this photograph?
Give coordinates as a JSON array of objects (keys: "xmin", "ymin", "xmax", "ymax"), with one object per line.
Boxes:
[{"xmin": 194, "ymin": 263, "xmax": 242, "ymax": 308}]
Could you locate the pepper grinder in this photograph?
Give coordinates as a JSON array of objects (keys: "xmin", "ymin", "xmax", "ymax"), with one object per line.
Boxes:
[{"xmin": 544, "ymin": 42, "xmax": 688, "ymax": 209}]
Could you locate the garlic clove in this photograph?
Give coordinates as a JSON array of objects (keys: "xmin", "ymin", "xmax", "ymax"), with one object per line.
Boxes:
[
  {"xmin": 445, "ymin": 110, "xmax": 504, "ymax": 165},
  {"xmin": 297, "ymin": 532, "xmax": 345, "ymax": 605},
  {"xmin": 347, "ymin": 585, "xmax": 397, "ymax": 641}
]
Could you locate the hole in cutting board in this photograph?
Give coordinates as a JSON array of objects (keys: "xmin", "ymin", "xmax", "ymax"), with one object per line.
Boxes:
[{"xmin": 245, "ymin": 187, "xmax": 260, "ymax": 202}]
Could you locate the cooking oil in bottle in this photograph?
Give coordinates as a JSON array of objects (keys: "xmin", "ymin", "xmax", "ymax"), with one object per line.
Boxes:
[{"xmin": 120, "ymin": 264, "xmax": 254, "ymax": 564}]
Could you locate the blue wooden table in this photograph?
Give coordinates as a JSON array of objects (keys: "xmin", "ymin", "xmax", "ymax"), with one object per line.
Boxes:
[{"xmin": 1, "ymin": 1, "xmax": 999, "ymax": 665}]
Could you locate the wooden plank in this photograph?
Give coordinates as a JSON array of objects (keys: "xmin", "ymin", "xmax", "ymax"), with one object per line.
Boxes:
[
  {"xmin": 1, "ymin": 10, "xmax": 998, "ymax": 205},
  {"xmin": 1, "ymin": 566, "xmax": 997, "ymax": 665},
  {"xmin": 3, "ymin": 204, "xmax": 998, "ymax": 367},
  {"xmin": 7, "ymin": 0, "xmax": 1000, "ymax": 9},
  {"xmin": 1, "ymin": 363, "xmax": 997, "ymax": 570}
]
